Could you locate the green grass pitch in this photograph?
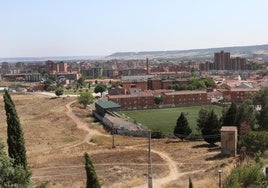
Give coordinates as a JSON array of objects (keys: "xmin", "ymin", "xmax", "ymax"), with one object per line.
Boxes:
[{"xmin": 120, "ymin": 105, "xmax": 223, "ymax": 135}]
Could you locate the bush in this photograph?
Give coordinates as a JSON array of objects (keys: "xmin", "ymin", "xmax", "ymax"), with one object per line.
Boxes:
[
  {"xmin": 239, "ymin": 131, "xmax": 268, "ymax": 153},
  {"xmin": 226, "ymin": 156, "xmax": 267, "ymax": 187},
  {"xmin": 151, "ymin": 131, "xmax": 165, "ymax": 139}
]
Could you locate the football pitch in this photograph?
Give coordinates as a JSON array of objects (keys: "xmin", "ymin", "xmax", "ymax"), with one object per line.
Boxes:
[{"xmin": 120, "ymin": 105, "xmax": 223, "ymax": 135}]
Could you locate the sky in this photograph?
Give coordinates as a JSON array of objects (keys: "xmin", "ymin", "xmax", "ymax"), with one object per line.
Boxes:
[{"xmin": 0, "ymin": 0, "xmax": 268, "ymax": 57}]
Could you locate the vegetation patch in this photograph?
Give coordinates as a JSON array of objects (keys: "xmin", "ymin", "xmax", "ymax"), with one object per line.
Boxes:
[
  {"xmin": 90, "ymin": 135, "xmax": 109, "ymax": 145},
  {"xmin": 61, "ymin": 137, "xmax": 76, "ymax": 143}
]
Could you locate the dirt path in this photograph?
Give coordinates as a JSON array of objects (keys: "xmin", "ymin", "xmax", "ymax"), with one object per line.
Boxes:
[
  {"xmin": 67, "ymin": 100, "xmax": 181, "ymax": 187},
  {"xmin": 132, "ymin": 148, "xmax": 179, "ymax": 188},
  {"xmin": 151, "ymin": 149, "xmax": 178, "ymax": 187},
  {"xmin": 65, "ymin": 100, "xmax": 106, "ymax": 144},
  {"xmin": 32, "ymin": 99, "xmax": 182, "ymax": 187}
]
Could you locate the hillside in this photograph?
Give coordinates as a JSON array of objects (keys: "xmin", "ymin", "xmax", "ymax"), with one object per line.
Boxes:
[
  {"xmin": 107, "ymin": 44, "xmax": 268, "ymax": 60},
  {"xmin": 0, "ymin": 94, "xmax": 233, "ymax": 187}
]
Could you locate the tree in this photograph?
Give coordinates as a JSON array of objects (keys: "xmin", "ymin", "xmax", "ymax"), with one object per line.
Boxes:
[
  {"xmin": 222, "ymin": 102, "xmax": 237, "ymax": 126},
  {"xmin": 174, "ymin": 113, "xmax": 192, "ymax": 141},
  {"xmin": 3, "ymin": 90, "xmax": 28, "ymax": 170},
  {"xmin": 239, "ymin": 131, "xmax": 268, "ymax": 153},
  {"xmin": 0, "ymin": 140, "xmax": 31, "ymax": 187},
  {"xmin": 234, "ymin": 102, "xmax": 257, "ymax": 131},
  {"xmin": 66, "ymin": 85, "xmax": 72, "ymax": 91},
  {"xmin": 78, "ymin": 91, "xmax": 94, "ymax": 108},
  {"xmin": 201, "ymin": 77, "xmax": 216, "ymax": 88},
  {"xmin": 111, "ymin": 81, "xmax": 122, "ymax": 88},
  {"xmin": 239, "ymin": 122, "xmax": 252, "ymax": 139},
  {"xmin": 253, "ymin": 87, "xmax": 268, "ymax": 107},
  {"xmin": 197, "ymin": 109, "xmax": 220, "ymax": 145},
  {"xmin": 43, "ymin": 73, "xmax": 57, "ymax": 91},
  {"xmin": 226, "ymin": 154, "xmax": 267, "ymax": 187},
  {"xmin": 196, "ymin": 108, "xmax": 209, "ymax": 133},
  {"xmin": 189, "ymin": 177, "xmax": 193, "ymax": 188},
  {"xmin": 84, "ymin": 152, "xmax": 101, "ymax": 188},
  {"xmin": 88, "ymin": 82, "xmax": 92, "ymax": 89},
  {"xmin": 77, "ymin": 77, "xmax": 84, "ymax": 88},
  {"xmin": 55, "ymin": 88, "xmax": 63, "ymax": 97},
  {"xmin": 94, "ymin": 83, "xmax": 107, "ymax": 97},
  {"xmin": 252, "ymin": 88, "xmax": 268, "ymax": 130},
  {"xmin": 258, "ymin": 103, "xmax": 268, "ymax": 130},
  {"xmin": 154, "ymin": 95, "xmax": 163, "ymax": 105}
]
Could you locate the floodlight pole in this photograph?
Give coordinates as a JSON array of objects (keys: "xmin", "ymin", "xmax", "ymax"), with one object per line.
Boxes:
[{"xmin": 148, "ymin": 130, "xmax": 153, "ymax": 188}]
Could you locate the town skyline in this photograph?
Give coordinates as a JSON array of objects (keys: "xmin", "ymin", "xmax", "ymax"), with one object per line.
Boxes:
[{"xmin": 1, "ymin": 0, "xmax": 268, "ymax": 58}]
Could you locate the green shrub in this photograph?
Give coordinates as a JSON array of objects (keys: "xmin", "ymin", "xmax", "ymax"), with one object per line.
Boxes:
[
  {"xmin": 239, "ymin": 131, "xmax": 268, "ymax": 153},
  {"xmin": 226, "ymin": 154, "xmax": 267, "ymax": 188}
]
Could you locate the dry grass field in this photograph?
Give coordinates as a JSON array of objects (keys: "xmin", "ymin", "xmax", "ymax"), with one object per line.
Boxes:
[{"xmin": 0, "ymin": 93, "xmax": 236, "ymax": 188}]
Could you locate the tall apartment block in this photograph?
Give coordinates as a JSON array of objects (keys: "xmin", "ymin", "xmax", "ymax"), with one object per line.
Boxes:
[
  {"xmin": 214, "ymin": 51, "xmax": 231, "ymax": 70},
  {"xmin": 45, "ymin": 60, "xmax": 68, "ymax": 73},
  {"xmin": 213, "ymin": 51, "xmax": 246, "ymax": 71}
]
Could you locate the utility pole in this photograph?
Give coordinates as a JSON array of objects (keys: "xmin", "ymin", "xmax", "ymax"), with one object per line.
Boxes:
[
  {"xmin": 148, "ymin": 130, "xmax": 153, "ymax": 188},
  {"xmin": 112, "ymin": 124, "xmax": 115, "ymax": 148},
  {"xmin": 218, "ymin": 169, "xmax": 222, "ymax": 188}
]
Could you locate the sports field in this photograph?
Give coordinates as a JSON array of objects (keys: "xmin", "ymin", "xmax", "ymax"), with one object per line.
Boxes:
[{"xmin": 121, "ymin": 105, "xmax": 223, "ymax": 135}]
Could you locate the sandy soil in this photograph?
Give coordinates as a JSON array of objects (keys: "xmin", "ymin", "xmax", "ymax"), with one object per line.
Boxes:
[{"xmin": 0, "ymin": 93, "xmax": 235, "ymax": 188}]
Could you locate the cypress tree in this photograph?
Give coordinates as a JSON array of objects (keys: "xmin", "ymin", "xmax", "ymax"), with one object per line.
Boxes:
[
  {"xmin": 84, "ymin": 152, "xmax": 101, "ymax": 188},
  {"xmin": 174, "ymin": 113, "xmax": 192, "ymax": 141},
  {"xmin": 3, "ymin": 90, "xmax": 28, "ymax": 170},
  {"xmin": 189, "ymin": 177, "xmax": 193, "ymax": 188}
]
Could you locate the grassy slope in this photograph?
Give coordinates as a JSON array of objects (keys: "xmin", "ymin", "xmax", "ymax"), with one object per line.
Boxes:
[{"xmin": 121, "ymin": 105, "xmax": 223, "ymax": 135}]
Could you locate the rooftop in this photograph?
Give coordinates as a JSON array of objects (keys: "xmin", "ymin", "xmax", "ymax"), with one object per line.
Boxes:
[
  {"xmin": 221, "ymin": 126, "xmax": 237, "ymax": 132},
  {"xmin": 108, "ymin": 93, "xmax": 153, "ymax": 99},
  {"xmin": 95, "ymin": 100, "xmax": 121, "ymax": 109},
  {"xmin": 164, "ymin": 90, "xmax": 207, "ymax": 95}
]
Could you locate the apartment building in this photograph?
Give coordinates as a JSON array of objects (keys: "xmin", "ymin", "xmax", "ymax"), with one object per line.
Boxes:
[
  {"xmin": 108, "ymin": 92, "xmax": 155, "ymax": 110},
  {"xmin": 219, "ymin": 88, "xmax": 259, "ymax": 103},
  {"xmin": 162, "ymin": 90, "xmax": 210, "ymax": 106}
]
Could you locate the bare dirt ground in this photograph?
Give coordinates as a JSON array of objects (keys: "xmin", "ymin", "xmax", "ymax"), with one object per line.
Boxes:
[{"xmin": 0, "ymin": 93, "xmax": 235, "ymax": 188}]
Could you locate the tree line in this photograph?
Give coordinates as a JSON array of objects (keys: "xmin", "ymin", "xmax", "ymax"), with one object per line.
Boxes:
[
  {"xmin": 174, "ymin": 87, "xmax": 268, "ymax": 146},
  {"xmin": 168, "ymin": 77, "xmax": 216, "ymax": 91}
]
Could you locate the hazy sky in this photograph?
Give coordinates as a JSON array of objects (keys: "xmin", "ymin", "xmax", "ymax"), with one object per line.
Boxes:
[{"xmin": 1, "ymin": 0, "xmax": 268, "ymax": 57}]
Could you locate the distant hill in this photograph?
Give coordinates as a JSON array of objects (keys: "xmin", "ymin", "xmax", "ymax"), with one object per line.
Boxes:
[
  {"xmin": 0, "ymin": 56, "xmax": 104, "ymax": 63},
  {"xmin": 107, "ymin": 44, "xmax": 268, "ymax": 60}
]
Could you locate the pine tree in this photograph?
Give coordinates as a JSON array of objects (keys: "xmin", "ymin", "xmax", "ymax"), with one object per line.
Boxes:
[
  {"xmin": 196, "ymin": 108, "xmax": 209, "ymax": 133},
  {"xmin": 3, "ymin": 90, "xmax": 28, "ymax": 170},
  {"xmin": 204, "ymin": 110, "xmax": 221, "ymax": 145},
  {"xmin": 234, "ymin": 102, "xmax": 257, "ymax": 130},
  {"xmin": 199, "ymin": 110, "xmax": 221, "ymax": 145},
  {"xmin": 258, "ymin": 103, "xmax": 268, "ymax": 130},
  {"xmin": 222, "ymin": 102, "xmax": 237, "ymax": 126},
  {"xmin": 174, "ymin": 113, "xmax": 192, "ymax": 141},
  {"xmin": 84, "ymin": 152, "xmax": 101, "ymax": 188}
]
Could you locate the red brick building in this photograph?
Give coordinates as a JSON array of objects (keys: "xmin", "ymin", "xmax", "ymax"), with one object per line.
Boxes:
[
  {"xmin": 45, "ymin": 61, "xmax": 68, "ymax": 74},
  {"xmin": 58, "ymin": 61, "xmax": 68, "ymax": 73},
  {"xmin": 148, "ymin": 78, "xmax": 162, "ymax": 90},
  {"xmin": 108, "ymin": 92, "xmax": 155, "ymax": 110},
  {"xmin": 122, "ymin": 80, "xmax": 148, "ymax": 91},
  {"xmin": 108, "ymin": 86, "xmax": 126, "ymax": 95},
  {"xmin": 219, "ymin": 88, "xmax": 258, "ymax": 103},
  {"xmin": 162, "ymin": 90, "xmax": 210, "ymax": 106}
]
